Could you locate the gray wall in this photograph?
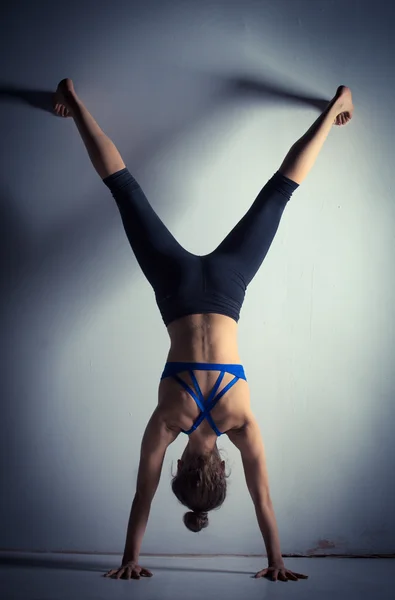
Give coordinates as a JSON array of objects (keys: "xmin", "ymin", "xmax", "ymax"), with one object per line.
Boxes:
[{"xmin": 1, "ymin": 0, "xmax": 394, "ymax": 557}]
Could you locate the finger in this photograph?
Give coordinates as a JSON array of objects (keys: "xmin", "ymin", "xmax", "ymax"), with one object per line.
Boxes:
[
  {"xmin": 125, "ymin": 567, "xmax": 132, "ymax": 580},
  {"xmin": 254, "ymin": 569, "xmax": 268, "ymax": 578},
  {"xmin": 104, "ymin": 569, "xmax": 116, "ymax": 577},
  {"xmin": 278, "ymin": 570, "xmax": 288, "ymax": 581},
  {"xmin": 141, "ymin": 569, "xmax": 153, "ymax": 577},
  {"xmin": 131, "ymin": 570, "xmax": 141, "ymax": 580},
  {"xmin": 272, "ymin": 570, "xmax": 279, "ymax": 582},
  {"xmin": 115, "ymin": 569, "xmax": 124, "ymax": 579},
  {"xmin": 292, "ymin": 572, "xmax": 309, "ymax": 579},
  {"xmin": 285, "ymin": 571, "xmax": 298, "ymax": 581}
]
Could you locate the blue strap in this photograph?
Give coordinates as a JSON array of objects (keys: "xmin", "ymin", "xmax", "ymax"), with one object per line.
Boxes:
[
  {"xmin": 160, "ymin": 362, "xmax": 247, "ymax": 436},
  {"xmin": 161, "ymin": 362, "xmax": 247, "ymax": 381},
  {"xmin": 174, "ymin": 374, "xmax": 204, "ymax": 410},
  {"xmin": 175, "ymin": 370, "xmax": 240, "ymax": 436},
  {"xmin": 174, "ymin": 371, "xmax": 221, "ymax": 433},
  {"xmin": 188, "ymin": 370, "xmax": 225, "ymax": 434}
]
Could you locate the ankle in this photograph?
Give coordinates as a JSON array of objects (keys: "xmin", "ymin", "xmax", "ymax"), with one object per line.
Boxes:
[
  {"xmin": 326, "ymin": 98, "xmax": 343, "ymax": 118},
  {"xmin": 64, "ymin": 90, "xmax": 79, "ymax": 104},
  {"xmin": 64, "ymin": 93, "xmax": 81, "ymax": 117}
]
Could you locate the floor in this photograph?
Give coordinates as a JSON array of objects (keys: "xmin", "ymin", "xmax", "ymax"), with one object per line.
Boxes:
[{"xmin": 0, "ymin": 553, "xmax": 393, "ymax": 600}]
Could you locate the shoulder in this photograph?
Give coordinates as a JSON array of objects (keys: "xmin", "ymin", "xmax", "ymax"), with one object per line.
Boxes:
[
  {"xmin": 226, "ymin": 412, "xmax": 262, "ymax": 450},
  {"xmin": 145, "ymin": 406, "xmax": 180, "ymax": 444}
]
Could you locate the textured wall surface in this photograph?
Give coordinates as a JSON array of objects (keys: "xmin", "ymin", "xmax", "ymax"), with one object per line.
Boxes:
[{"xmin": 0, "ymin": 0, "xmax": 394, "ymax": 559}]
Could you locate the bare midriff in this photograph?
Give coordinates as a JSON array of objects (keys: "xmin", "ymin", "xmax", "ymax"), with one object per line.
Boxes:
[{"xmin": 158, "ymin": 313, "xmax": 252, "ymax": 438}]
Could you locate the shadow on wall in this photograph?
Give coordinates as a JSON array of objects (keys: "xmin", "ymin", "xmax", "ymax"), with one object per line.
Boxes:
[
  {"xmin": 0, "ymin": 74, "xmax": 330, "ymax": 430},
  {"xmin": 0, "ymin": 75, "xmax": 330, "ymax": 458},
  {"xmin": 0, "ymin": 74, "xmax": 328, "ymax": 298},
  {"xmin": 0, "ymin": 77, "xmax": 328, "ymax": 116}
]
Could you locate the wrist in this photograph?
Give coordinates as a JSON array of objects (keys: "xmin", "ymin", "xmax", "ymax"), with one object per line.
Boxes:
[
  {"xmin": 268, "ymin": 554, "xmax": 284, "ymax": 566},
  {"xmin": 122, "ymin": 555, "xmax": 138, "ymax": 565}
]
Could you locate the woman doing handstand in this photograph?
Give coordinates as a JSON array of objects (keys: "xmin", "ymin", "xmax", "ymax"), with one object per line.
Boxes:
[{"xmin": 53, "ymin": 78, "xmax": 353, "ymax": 582}]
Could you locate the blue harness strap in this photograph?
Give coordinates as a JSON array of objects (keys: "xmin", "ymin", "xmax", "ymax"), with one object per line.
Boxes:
[{"xmin": 160, "ymin": 362, "xmax": 247, "ymax": 436}]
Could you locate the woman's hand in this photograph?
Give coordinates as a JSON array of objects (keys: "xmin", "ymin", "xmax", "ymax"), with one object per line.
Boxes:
[
  {"xmin": 254, "ymin": 561, "xmax": 308, "ymax": 582},
  {"xmin": 104, "ymin": 560, "xmax": 153, "ymax": 580}
]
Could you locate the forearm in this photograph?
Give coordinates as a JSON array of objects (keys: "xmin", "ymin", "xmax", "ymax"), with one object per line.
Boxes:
[
  {"xmin": 253, "ymin": 499, "xmax": 283, "ymax": 564},
  {"xmin": 122, "ymin": 494, "xmax": 152, "ymax": 564}
]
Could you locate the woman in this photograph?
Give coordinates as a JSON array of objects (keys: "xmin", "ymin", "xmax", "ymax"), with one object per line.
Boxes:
[{"xmin": 53, "ymin": 78, "xmax": 353, "ymax": 583}]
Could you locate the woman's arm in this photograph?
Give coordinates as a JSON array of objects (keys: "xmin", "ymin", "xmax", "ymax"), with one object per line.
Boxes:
[
  {"xmin": 229, "ymin": 417, "xmax": 309, "ymax": 582},
  {"xmin": 123, "ymin": 494, "xmax": 153, "ymax": 563},
  {"xmin": 123, "ymin": 408, "xmax": 179, "ymax": 563},
  {"xmin": 228, "ymin": 416, "xmax": 283, "ymax": 563}
]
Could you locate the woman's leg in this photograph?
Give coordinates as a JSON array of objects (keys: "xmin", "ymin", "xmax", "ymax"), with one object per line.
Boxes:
[
  {"xmin": 53, "ymin": 78, "xmax": 126, "ymax": 179},
  {"xmin": 278, "ymin": 85, "xmax": 354, "ymax": 184},
  {"xmin": 210, "ymin": 86, "xmax": 354, "ymax": 286},
  {"xmin": 53, "ymin": 78, "xmax": 192, "ymax": 297}
]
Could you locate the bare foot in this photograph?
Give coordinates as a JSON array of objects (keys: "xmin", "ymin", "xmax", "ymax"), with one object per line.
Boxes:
[
  {"xmin": 332, "ymin": 85, "xmax": 354, "ymax": 126},
  {"xmin": 53, "ymin": 78, "xmax": 77, "ymax": 118}
]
